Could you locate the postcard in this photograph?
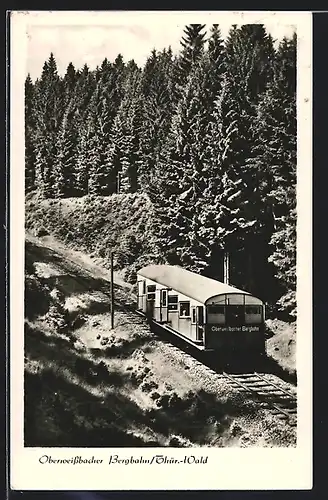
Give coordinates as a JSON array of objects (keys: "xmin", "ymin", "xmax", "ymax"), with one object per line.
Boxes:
[{"xmin": 10, "ymin": 10, "xmax": 312, "ymax": 490}]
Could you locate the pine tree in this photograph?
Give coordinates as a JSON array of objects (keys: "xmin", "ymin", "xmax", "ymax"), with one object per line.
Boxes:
[
  {"xmin": 62, "ymin": 62, "xmax": 78, "ymax": 111},
  {"xmin": 152, "ymin": 57, "xmax": 217, "ymax": 272},
  {"xmin": 86, "ymin": 94, "xmax": 112, "ymax": 196},
  {"xmin": 180, "ymin": 24, "xmax": 206, "ymax": 74},
  {"xmin": 53, "ymin": 101, "xmax": 80, "ymax": 197},
  {"xmin": 174, "ymin": 24, "xmax": 206, "ymax": 101},
  {"xmin": 251, "ymin": 34, "xmax": 297, "ymax": 315},
  {"xmin": 107, "ymin": 67, "xmax": 142, "ymax": 194},
  {"xmin": 107, "ymin": 54, "xmax": 126, "ymax": 118},
  {"xmin": 75, "ymin": 125, "xmax": 91, "ymax": 196},
  {"xmin": 25, "ymin": 74, "xmax": 37, "ymax": 192},
  {"xmin": 86, "ymin": 132, "xmax": 102, "ymax": 196},
  {"xmin": 208, "ymin": 25, "xmax": 276, "ymax": 292},
  {"xmin": 75, "ymin": 64, "xmax": 97, "ymax": 119},
  {"xmin": 33, "ymin": 53, "xmax": 62, "ymax": 197},
  {"xmin": 207, "ymin": 24, "xmax": 226, "ymax": 99},
  {"xmin": 138, "ymin": 48, "xmax": 175, "ymax": 190}
]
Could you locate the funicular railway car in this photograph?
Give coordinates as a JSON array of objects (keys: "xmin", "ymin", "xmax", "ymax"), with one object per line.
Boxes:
[{"xmin": 137, "ymin": 264, "xmax": 265, "ymax": 356}]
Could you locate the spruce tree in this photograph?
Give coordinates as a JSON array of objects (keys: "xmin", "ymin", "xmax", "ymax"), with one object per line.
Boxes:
[
  {"xmin": 138, "ymin": 48, "xmax": 175, "ymax": 190},
  {"xmin": 207, "ymin": 24, "xmax": 226, "ymax": 99},
  {"xmin": 174, "ymin": 24, "xmax": 206, "ymax": 101},
  {"xmin": 75, "ymin": 126, "xmax": 91, "ymax": 196},
  {"xmin": 252, "ymin": 34, "xmax": 297, "ymax": 315},
  {"xmin": 53, "ymin": 101, "xmax": 80, "ymax": 197},
  {"xmin": 107, "ymin": 67, "xmax": 142, "ymax": 194},
  {"xmin": 33, "ymin": 53, "xmax": 62, "ymax": 197},
  {"xmin": 210, "ymin": 24, "xmax": 276, "ymax": 292},
  {"xmin": 25, "ymin": 74, "xmax": 37, "ymax": 192},
  {"xmin": 152, "ymin": 56, "xmax": 217, "ymax": 272}
]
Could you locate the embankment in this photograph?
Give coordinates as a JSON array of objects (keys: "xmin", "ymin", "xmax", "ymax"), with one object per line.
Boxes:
[{"xmin": 25, "ymin": 192, "xmax": 162, "ymax": 283}]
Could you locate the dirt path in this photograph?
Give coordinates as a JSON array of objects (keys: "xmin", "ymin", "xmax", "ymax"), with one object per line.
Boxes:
[{"xmin": 24, "ymin": 233, "xmax": 297, "ymax": 448}]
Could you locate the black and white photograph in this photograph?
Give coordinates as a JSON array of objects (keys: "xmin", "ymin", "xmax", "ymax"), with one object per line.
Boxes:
[{"xmin": 10, "ymin": 10, "xmax": 312, "ymax": 490}]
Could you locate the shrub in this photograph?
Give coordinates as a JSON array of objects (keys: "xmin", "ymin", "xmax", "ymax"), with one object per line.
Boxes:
[
  {"xmin": 169, "ymin": 435, "xmax": 189, "ymax": 447},
  {"xmin": 140, "ymin": 380, "xmax": 158, "ymax": 393},
  {"xmin": 150, "ymin": 391, "xmax": 160, "ymax": 401},
  {"xmin": 35, "ymin": 226, "xmax": 49, "ymax": 237}
]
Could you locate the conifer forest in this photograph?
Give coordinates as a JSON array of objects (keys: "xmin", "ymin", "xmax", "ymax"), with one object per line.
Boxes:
[{"xmin": 25, "ymin": 24, "xmax": 297, "ymax": 319}]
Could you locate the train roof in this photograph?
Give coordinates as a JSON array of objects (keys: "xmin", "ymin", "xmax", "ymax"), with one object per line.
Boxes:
[{"xmin": 137, "ymin": 264, "xmax": 261, "ymax": 305}]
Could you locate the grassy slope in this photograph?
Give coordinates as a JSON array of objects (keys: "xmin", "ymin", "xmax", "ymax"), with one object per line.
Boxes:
[
  {"xmin": 25, "ymin": 192, "xmax": 162, "ymax": 283},
  {"xmin": 24, "ymin": 241, "xmax": 160, "ymax": 447}
]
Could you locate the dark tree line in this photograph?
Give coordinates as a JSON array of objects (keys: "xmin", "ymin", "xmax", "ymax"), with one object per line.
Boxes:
[{"xmin": 25, "ymin": 24, "xmax": 297, "ymax": 317}]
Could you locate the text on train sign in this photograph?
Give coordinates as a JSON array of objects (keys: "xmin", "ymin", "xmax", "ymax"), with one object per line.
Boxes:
[{"xmin": 211, "ymin": 325, "xmax": 260, "ymax": 332}]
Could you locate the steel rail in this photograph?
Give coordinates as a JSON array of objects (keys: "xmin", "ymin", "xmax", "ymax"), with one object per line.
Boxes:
[{"xmin": 222, "ymin": 371, "xmax": 296, "ymax": 423}]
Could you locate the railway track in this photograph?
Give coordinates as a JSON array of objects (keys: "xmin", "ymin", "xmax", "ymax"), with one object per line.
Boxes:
[
  {"xmin": 30, "ymin": 239, "xmax": 297, "ymax": 427},
  {"xmin": 220, "ymin": 371, "xmax": 297, "ymax": 425},
  {"xmin": 121, "ymin": 309, "xmax": 297, "ymax": 426}
]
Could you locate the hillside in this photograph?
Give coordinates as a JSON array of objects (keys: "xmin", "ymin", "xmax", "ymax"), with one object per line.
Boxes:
[
  {"xmin": 25, "ymin": 193, "xmax": 297, "ymax": 378},
  {"xmin": 24, "ymin": 235, "xmax": 296, "ymax": 447},
  {"xmin": 25, "ymin": 193, "xmax": 162, "ymax": 283}
]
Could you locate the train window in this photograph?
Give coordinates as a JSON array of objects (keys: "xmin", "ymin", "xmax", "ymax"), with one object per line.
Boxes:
[
  {"xmin": 143, "ymin": 281, "xmax": 146, "ymax": 294},
  {"xmin": 226, "ymin": 305, "xmax": 244, "ymax": 325},
  {"xmin": 147, "ymin": 293, "xmax": 155, "ymax": 300},
  {"xmin": 245, "ymin": 305, "xmax": 262, "ymax": 315},
  {"xmin": 192, "ymin": 308, "xmax": 196, "ymax": 324},
  {"xmin": 147, "ymin": 285, "xmax": 156, "ymax": 293},
  {"xmin": 207, "ymin": 304, "xmax": 224, "ymax": 324},
  {"xmin": 198, "ymin": 306, "xmax": 204, "ymax": 326},
  {"xmin": 207, "ymin": 305, "xmax": 225, "ymax": 315},
  {"xmin": 161, "ymin": 290, "xmax": 167, "ymax": 306},
  {"xmin": 168, "ymin": 295, "xmax": 178, "ymax": 310},
  {"xmin": 179, "ymin": 301, "xmax": 190, "ymax": 318}
]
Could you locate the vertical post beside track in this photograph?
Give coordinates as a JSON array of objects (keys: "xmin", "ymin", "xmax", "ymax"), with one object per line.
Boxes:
[{"xmin": 110, "ymin": 251, "xmax": 114, "ymax": 329}]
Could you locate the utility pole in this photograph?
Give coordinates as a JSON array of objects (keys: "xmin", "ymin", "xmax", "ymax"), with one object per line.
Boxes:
[
  {"xmin": 117, "ymin": 172, "xmax": 120, "ymax": 194},
  {"xmin": 223, "ymin": 251, "xmax": 230, "ymax": 285},
  {"xmin": 110, "ymin": 251, "xmax": 114, "ymax": 329}
]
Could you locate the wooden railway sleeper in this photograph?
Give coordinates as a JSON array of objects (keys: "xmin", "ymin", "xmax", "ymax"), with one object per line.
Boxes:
[{"xmin": 222, "ymin": 372, "xmax": 296, "ymax": 421}]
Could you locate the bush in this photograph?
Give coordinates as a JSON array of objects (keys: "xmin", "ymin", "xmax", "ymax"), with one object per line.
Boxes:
[
  {"xmin": 150, "ymin": 391, "xmax": 160, "ymax": 401},
  {"xmin": 140, "ymin": 380, "xmax": 158, "ymax": 393},
  {"xmin": 35, "ymin": 226, "xmax": 49, "ymax": 237}
]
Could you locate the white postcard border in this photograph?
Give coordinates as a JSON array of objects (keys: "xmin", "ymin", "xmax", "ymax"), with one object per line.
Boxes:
[{"xmin": 10, "ymin": 10, "xmax": 313, "ymax": 491}]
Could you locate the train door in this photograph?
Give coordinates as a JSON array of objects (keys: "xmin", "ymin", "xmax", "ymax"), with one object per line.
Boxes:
[
  {"xmin": 146, "ymin": 285, "xmax": 156, "ymax": 319},
  {"xmin": 137, "ymin": 279, "xmax": 147, "ymax": 312},
  {"xmin": 197, "ymin": 306, "xmax": 204, "ymax": 342},
  {"xmin": 160, "ymin": 289, "xmax": 168, "ymax": 323}
]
